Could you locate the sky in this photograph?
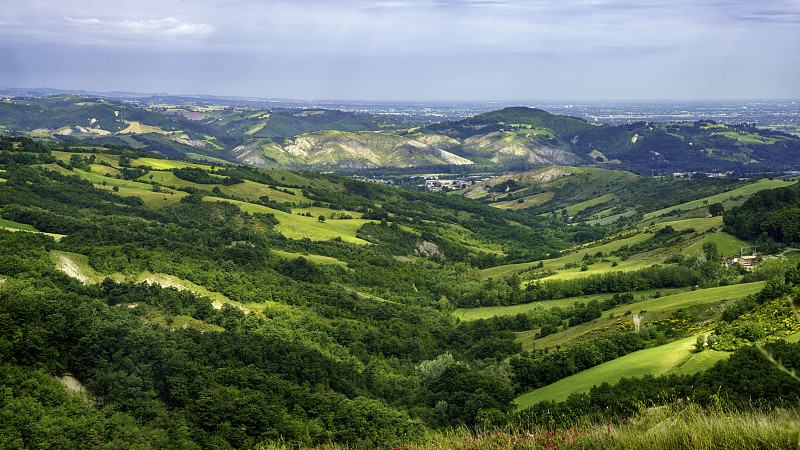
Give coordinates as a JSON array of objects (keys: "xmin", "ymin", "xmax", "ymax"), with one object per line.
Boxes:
[{"xmin": 1, "ymin": 0, "xmax": 799, "ymax": 101}]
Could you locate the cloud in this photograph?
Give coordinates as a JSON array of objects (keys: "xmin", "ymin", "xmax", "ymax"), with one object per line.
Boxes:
[
  {"xmin": 64, "ymin": 16, "xmax": 214, "ymax": 37},
  {"xmin": 738, "ymin": 13, "xmax": 800, "ymax": 23}
]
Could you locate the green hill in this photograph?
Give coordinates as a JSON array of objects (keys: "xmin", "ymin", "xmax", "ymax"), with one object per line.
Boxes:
[
  {"xmin": 4, "ymin": 99, "xmax": 800, "ymax": 173},
  {"xmin": 2, "ymin": 137, "xmax": 800, "ymax": 449}
]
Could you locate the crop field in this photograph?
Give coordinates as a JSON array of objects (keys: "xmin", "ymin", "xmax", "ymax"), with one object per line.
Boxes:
[
  {"xmin": 514, "ymin": 335, "xmax": 731, "ymax": 407},
  {"xmin": 204, "ymin": 196, "xmax": 374, "ymax": 244},
  {"xmin": 643, "ymin": 178, "xmax": 790, "ymax": 220}
]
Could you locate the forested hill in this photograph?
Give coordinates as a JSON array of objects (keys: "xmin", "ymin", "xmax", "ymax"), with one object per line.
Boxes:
[
  {"xmin": 2, "ymin": 96, "xmax": 799, "ymax": 173},
  {"xmin": 3, "ymin": 136, "xmax": 800, "ymax": 448},
  {"xmin": 723, "ymin": 180, "xmax": 800, "ymax": 245}
]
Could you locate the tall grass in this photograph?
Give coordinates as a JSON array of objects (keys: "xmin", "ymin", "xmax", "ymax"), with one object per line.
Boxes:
[{"xmin": 254, "ymin": 400, "xmax": 800, "ymax": 449}]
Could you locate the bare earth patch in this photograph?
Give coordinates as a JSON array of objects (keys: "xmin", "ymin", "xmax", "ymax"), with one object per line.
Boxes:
[
  {"xmin": 56, "ymin": 374, "xmax": 92, "ymax": 403},
  {"xmin": 54, "ymin": 252, "xmax": 90, "ymax": 284}
]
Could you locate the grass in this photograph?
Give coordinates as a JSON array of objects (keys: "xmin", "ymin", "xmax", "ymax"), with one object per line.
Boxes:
[
  {"xmin": 185, "ymin": 153, "xmax": 233, "ymax": 165},
  {"xmin": 271, "ymin": 250, "xmax": 350, "ymax": 268},
  {"xmin": 643, "ymin": 178, "xmax": 791, "ymax": 220},
  {"xmin": 0, "ymin": 218, "xmax": 38, "ymax": 232},
  {"xmin": 489, "ymin": 192, "xmax": 554, "ymax": 210},
  {"xmin": 682, "ymin": 231, "xmax": 747, "ymax": 258},
  {"xmin": 1, "ymin": 219, "xmax": 66, "ymax": 241},
  {"xmin": 452, "ymin": 287, "xmax": 688, "ymax": 321},
  {"xmin": 50, "ymin": 251, "xmax": 104, "ymax": 284},
  {"xmin": 72, "ymin": 169, "xmax": 187, "ymax": 208},
  {"xmin": 203, "ymin": 196, "xmax": 374, "ymax": 244},
  {"xmin": 564, "ymin": 193, "xmax": 616, "ymax": 216},
  {"xmin": 515, "ymin": 335, "xmax": 731, "ymax": 407},
  {"xmin": 138, "ymin": 309, "xmax": 225, "ymax": 333},
  {"xmin": 132, "ymin": 157, "xmax": 207, "ymax": 170},
  {"xmin": 480, "ymin": 231, "xmax": 652, "ymax": 280},
  {"xmin": 255, "ymin": 402, "xmax": 800, "ymax": 449},
  {"xmin": 517, "ymin": 282, "xmax": 766, "ymax": 351}
]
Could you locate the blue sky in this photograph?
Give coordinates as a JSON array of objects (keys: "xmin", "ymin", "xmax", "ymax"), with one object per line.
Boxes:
[{"xmin": 1, "ymin": 0, "xmax": 799, "ymax": 100}]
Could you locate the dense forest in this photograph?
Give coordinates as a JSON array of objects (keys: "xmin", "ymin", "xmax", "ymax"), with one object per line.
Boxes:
[
  {"xmin": 2, "ymin": 137, "xmax": 800, "ymax": 448},
  {"xmin": 723, "ymin": 180, "xmax": 800, "ymax": 245}
]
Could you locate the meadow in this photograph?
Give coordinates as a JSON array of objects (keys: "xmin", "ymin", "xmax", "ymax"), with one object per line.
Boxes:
[
  {"xmin": 516, "ymin": 282, "xmax": 765, "ymax": 350},
  {"xmin": 514, "ymin": 335, "xmax": 730, "ymax": 407},
  {"xmin": 642, "ymin": 178, "xmax": 790, "ymax": 220}
]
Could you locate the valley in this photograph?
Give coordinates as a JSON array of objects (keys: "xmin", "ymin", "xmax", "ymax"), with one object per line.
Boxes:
[{"xmin": 1, "ymin": 110, "xmax": 800, "ymax": 448}]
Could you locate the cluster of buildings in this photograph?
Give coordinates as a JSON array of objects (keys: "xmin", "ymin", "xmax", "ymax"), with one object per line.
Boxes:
[
  {"xmin": 348, "ymin": 175, "xmax": 394, "ymax": 185},
  {"xmin": 671, "ymin": 171, "xmax": 733, "ymax": 178},
  {"xmin": 423, "ymin": 176, "xmax": 491, "ymax": 191}
]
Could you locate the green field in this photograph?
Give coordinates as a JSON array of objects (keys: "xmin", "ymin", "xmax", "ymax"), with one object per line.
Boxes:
[
  {"xmin": 203, "ymin": 196, "xmax": 374, "ymax": 244},
  {"xmin": 0, "ymin": 218, "xmax": 39, "ymax": 232},
  {"xmin": 643, "ymin": 178, "xmax": 791, "ymax": 220},
  {"xmin": 514, "ymin": 335, "xmax": 731, "ymax": 407},
  {"xmin": 564, "ymin": 193, "xmax": 616, "ymax": 216},
  {"xmin": 453, "ymin": 287, "xmax": 688, "ymax": 321},
  {"xmin": 73, "ymin": 169, "xmax": 187, "ymax": 207},
  {"xmin": 271, "ymin": 250, "xmax": 350, "ymax": 268},
  {"xmin": 490, "ymin": 192, "xmax": 554, "ymax": 210},
  {"xmin": 518, "ymin": 282, "xmax": 765, "ymax": 350},
  {"xmin": 133, "ymin": 157, "xmax": 208, "ymax": 170},
  {"xmin": 480, "ymin": 231, "xmax": 652, "ymax": 280},
  {"xmin": 682, "ymin": 232, "xmax": 747, "ymax": 258}
]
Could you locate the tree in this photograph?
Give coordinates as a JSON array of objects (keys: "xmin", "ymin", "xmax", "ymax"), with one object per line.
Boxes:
[
  {"xmin": 318, "ymin": 215, "xmax": 326, "ymax": 222},
  {"xmin": 702, "ymin": 241, "xmax": 720, "ymax": 261},
  {"xmin": 708, "ymin": 202, "xmax": 724, "ymax": 217}
]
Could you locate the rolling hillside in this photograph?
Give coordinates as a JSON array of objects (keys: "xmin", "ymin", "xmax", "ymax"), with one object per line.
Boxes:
[
  {"xmin": 3, "ymin": 97, "xmax": 799, "ymax": 173},
  {"xmin": 2, "ymin": 137, "xmax": 800, "ymax": 448}
]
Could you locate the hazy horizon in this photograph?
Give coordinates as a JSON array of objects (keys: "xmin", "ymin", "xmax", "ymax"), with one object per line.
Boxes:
[{"xmin": 2, "ymin": 1, "xmax": 799, "ymax": 101}]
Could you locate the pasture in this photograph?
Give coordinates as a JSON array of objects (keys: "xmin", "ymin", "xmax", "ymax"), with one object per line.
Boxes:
[
  {"xmin": 453, "ymin": 287, "xmax": 688, "ymax": 321},
  {"xmin": 521, "ymin": 282, "xmax": 765, "ymax": 350},
  {"xmin": 514, "ymin": 335, "xmax": 731, "ymax": 407},
  {"xmin": 203, "ymin": 196, "xmax": 374, "ymax": 244},
  {"xmin": 643, "ymin": 178, "xmax": 790, "ymax": 220}
]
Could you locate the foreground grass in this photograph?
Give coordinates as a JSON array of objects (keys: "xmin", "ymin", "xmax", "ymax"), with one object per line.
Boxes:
[{"xmin": 255, "ymin": 401, "xmax": 800, "ymax": 449}]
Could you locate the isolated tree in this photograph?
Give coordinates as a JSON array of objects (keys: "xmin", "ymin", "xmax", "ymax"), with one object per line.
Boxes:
[
  {"xmin": 318, "ymin": 215, "xmax": 326, "ymax": 222},
  {"xmin": 708, "ymin": 202, "xmax": 724, "ymax": 217}
]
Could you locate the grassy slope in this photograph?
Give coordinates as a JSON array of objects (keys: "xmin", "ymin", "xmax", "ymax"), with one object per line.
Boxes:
[
  {"xmin": 519, "ymin": 282, "xmax": 766, "ymax": 351},
  {"xmin": 514, "ymin": 335, "xmax": 730, "ymax": 407},
  {"xmin": 642, "ymin": 178, "xmax": 791, "ymax": 220},
  {"xmin": 0, "ymin": 218, "xmax": 38, "ymax": 232},
  {"xmin": 271, "ymin": 250, "xmax": 350, "ymax": 268},
  {"xmin": 452, "ymin": 287, "xmax": 688, "ymax": 321},
  {"xmin": 481, "ymin": 216, "xmax": 726, "ymax": 282},
  {"xmin": 204, "ymin": 196, "xmax": 374, "ymax": 244}
]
